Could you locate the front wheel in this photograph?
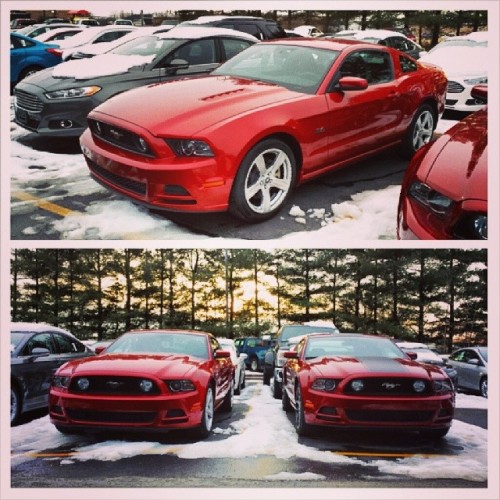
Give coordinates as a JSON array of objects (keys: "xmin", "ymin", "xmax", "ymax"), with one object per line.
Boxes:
[
  {"xmin": 229, "ymin": 139, "xmax": 297, "ymax": 222},
  {"xmin": 400, "ymin": 104, "xmax": 435, "ymax": 158},
  {"xmin": 196, "ymin": 387, "xmax": 215, "ymax": 439},
  {"xmin": 11, "ymin": 387, "xmax": 21, "ymax": 425},
  {"xmin": 480, "ymin": 377, "xmax": 487, "ymax": 398},
  {"xmin": 295, "ymin": 386, "xmax": 312, "ymax": 436}
]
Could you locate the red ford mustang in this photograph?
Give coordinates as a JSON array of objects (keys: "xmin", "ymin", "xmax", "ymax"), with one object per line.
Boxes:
[
  {"xmin": 80, "ymin": 38, "xmax": 447, "ymax": 222},
  {"xmin": 49, "ymin": 329, "xmax": 234, "ymax": 438},
  {"xmin": 282, "ymin": 334, "xmax": 454, "ymax": 439},
  {"xmin": 398, "ymin": 85, "xmax": 487, "ymax": 239}
]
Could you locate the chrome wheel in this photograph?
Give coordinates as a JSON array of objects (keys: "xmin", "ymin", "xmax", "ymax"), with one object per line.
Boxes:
[
  {"xmin": 244, "ymin": 148, "xmax": 293, "ymax": 214},
  {"xmin": 412, "ymin": 109, "xmax": 434, "ymax": 151},
  {"xmin": 11, "ymin": 388, "xmax": 20, "ymax": 425}
]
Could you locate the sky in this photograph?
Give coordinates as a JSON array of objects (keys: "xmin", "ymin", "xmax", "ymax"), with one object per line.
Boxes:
[{"xmin": 9, "ymin": 382, "xmax": 490, "ymax": 499}]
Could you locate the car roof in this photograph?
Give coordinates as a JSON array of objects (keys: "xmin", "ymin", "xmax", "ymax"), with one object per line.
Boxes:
[
  {"xmin": 10, "ymin": 322, "xmax": 76, "ymax": 336},
  {"xmin": 160, "ymin": 26, "xmax": 258, "ymax": 42},
  {"xmin": 264, "ymin": 37, "xmax": 377, "ymax": 51},
  {"xmin": 186, "ymin": 15, "xmax": 270, "ymax": 23}
]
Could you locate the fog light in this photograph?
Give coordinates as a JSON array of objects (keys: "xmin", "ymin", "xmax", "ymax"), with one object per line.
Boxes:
[
  {"xmin": 77, "ymin": 377, "xmax": 90, "ymax": 391},
  {"xmin": 139, "ymin": 379, "xmax": 154, "ymax": 392},
  {"xmin": 59, "ymin": 120, "xmax": 73, "ymax": 128}
]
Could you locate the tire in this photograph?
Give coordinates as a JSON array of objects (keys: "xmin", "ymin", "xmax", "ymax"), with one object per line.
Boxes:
[
  {"xmin": 272, "ymin": 378, "xmax": 282, "ymax": 400},
  {"xmin": 282, "ymin": 386, "xmax": 293, "ymax": 412},
  {"xmin": 229, "ymin": 138, "xmax": 297, "ymax": 222},
  {"xmin": 263, "ymin": 365, "xmax": 272, "ymax": 385},
  {"xmin": 220, "ymin": 381, "xmax": 233, "ymax": 413},
  {"xmin": 295, "ymin": 385, "xmax": 312, "ymax": 436},
  {"xmin": 241, "ymin": 371, "xmax": 246, "ymax": 389},
  {"xmin": 480, "ymin": 377, "xmax": 487, "ymax": 398},
  {"xmin": 400, "ymin": 104, "xmax": 435, "ymax": 158},
  {"xmin": 234, "ymin": 375, "xmax": 241, "ymax": 396},
  {"xmin": 11, "ymin": 387, "xmax": 21, "ymax": 425},
  {"xmin": 249, "ymin": 357, "xmax": 259, "ymax": 372},
  {"xmin": 18, "ymin": 65, "xmax": 43, "ymax": 83},
  {"xmin": 196, "ymin": 387, "xmax": 215, "ymax": 439}
]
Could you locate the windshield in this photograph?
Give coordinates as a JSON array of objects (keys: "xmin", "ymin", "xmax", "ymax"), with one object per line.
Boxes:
[
  {"xmin": 111, "ymin": 35, "xmax": 179, "ymax": 57},
  {"xmin": 213, "ymin": 43, "xmax": 339, "ymax": 94},
  {"xmin": 478, "ymin": 347, "xmax": 488, "ymax": 362},
  {"xmin": 105, "ymin": 332, "xmax": 209, "ymax": 359},
  {"xmin": 10, "ymin": 331, "xmax": 27, "ymax": 352},
  {"xmin": 304, "ymin": 336, "xmax": 404, "ymax": 360}
]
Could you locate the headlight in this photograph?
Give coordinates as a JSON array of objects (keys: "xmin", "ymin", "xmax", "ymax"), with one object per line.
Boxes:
[
  {"xmin": 166, "ymin": 380, "xmax": 196, "ymax": 392},
  {"xmin": 165, "ymin": 139, "xmax": 214, "ymax": 157},
  {"xmin": 311, "ymin": 378, "xmax": 337, "ymax": 392},
  {"xmin": 45, "ymin": 86, "xmax": 102, "ymax": 99},
  {"xmin": 433, "ymin": 379, "xmax": 454, "ymax": 393},
  {"xmin": 52, "ymin": 375, "xmax": 70, "ymax": 388},
  {"xmin": 409, "ymin": 181, "xmax": 454, "ymax": 215},
  {"xmin": 464, "ymin": 76, "xmax": 487, "ymax": 85}
]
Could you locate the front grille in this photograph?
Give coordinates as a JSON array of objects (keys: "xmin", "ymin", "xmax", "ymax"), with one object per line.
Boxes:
[
  {"xmin": 14, "ymin": 89, "xmax": 43, "ymax": 112},
  {"xmin": 87, "ymin": 158, "xmax": 147, "ymax": 196},
  {"xmin": 345, "ymin": 410, "xmax": 434, "ymax": 423},
  {"xmin": 88, "ymin": 118, "xmax": 155, "ymax": 157},
  {"xmin": 343, "ymin": 377, "xmax": 431, "ymax": 396},
  {"xmin": 69, "ymin": 376, "xmax": 160, "ymax": 395},
  {"xmin": 67, "ymin": 409, "xmax": 156, "ymax": 424},
  {"xmin": 447, "ymin": 81, "xmax": 465, "ymax": 93}
]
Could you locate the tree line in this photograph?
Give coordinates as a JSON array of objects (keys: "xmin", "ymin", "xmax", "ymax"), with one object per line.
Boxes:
[{"xmin": 10, "ymin": 248, "xmax": 487, "ymax": 352}]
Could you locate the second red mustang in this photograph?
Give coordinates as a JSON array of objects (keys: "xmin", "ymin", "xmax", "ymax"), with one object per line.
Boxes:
[{"xmin": 80, "ymin": 38, "xmax": 447, "ymax": 222}]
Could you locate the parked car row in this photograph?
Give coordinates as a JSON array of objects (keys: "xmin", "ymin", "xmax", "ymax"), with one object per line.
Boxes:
[
  {"xmin": 10, "ymin": 18, "xmax": 488, "ymax": 239},
  {"xmin": 11, "ymin": 322, "xmax": 487, "ymax": 442}
]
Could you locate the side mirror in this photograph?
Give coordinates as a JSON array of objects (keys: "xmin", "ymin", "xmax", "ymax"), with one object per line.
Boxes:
[
  {"xmin": 95, "ymin": 346, "xmax": 107, "ymax": 354},
  {"xmin": 406, "ymin": 351, "xmax": 418, "ymax": 361},
  {"xmin": 166, "ymin": 58, "xmax": 189, "ymax": 73},
  {"xmin": 335, "ymin": 76, "xmax": 369, "ymax": 92},
  {"xmin": 29, "ymin": 347, "xmax": 50, "ymax": 360},
  {"xmin": 215, "ymin": 350, "xmax": 231, "ymax": 359},
  {"xmin": 283, "ymin": 351, "xmax": 298, "ymax": 359},
  {"xmin": 471, "ymin": 84, "xmax": 487, "ymax": 104}
]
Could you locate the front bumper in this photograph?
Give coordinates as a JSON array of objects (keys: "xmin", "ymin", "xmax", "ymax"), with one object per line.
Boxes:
[
  {"xmin": 80, "ymin": 128, "xmax": 232, "ymax": 213},
  {"xmin": 49, "ymin": 388, "xmax": 204, "ymax": 432}
]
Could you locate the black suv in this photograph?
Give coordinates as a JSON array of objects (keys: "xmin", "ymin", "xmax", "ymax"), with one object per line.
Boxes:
[{"xmin": 181, "ymin": 15, "xmax": 286, "ymax": 40}]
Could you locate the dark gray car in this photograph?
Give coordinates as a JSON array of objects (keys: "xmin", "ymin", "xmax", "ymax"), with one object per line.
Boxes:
[
  {"xmin": 11, "ymin": 322, "xmax": 94, "ymax": 424},
  {"xmin": 447, "ymin": 346, "xmax": 488, "ymax": 397},
  {"xmin": 13, "ymin": 27, "xmax": 256, "ymax": 138}
]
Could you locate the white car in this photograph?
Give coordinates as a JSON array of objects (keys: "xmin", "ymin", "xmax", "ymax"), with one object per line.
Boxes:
[
  {"xmin": 333, "ymin": 29, "xmax": 426, "ymax": 59},
  {"xmin": 419, "ymin": 33, "xmax": 488, "ymax": 113},
  {"xmin": 34, "ymin": 27, "xmax": 83, "ymax": 43},
  {"xmin": 293, "ymin": 25, "xmax": 324, "ymax": 37},
  {"xmin": 53, "ymin": 25, "xmax": 137, "ymax": 60},
  {"xmin": 218, "ymin": 338, "xmax": 247, "ymax": 395}
]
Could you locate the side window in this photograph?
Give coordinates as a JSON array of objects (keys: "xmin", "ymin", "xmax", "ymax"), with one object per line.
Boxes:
[
  {"xmin": 450, "ymin": 350, "xmax": 465, "ymax": 362},
  {"xmin": 339, "ymin": 50, "xmax": 393, "ymax": 85},
  {"xmin": 234, "ymin": 23, "xmax": 263, "ymax": 39},
  {"xmin": 171, "ymin": 39, "xmax": 216, "ymax": 65},
  {"xmin": 210, "ymin": 336, "xmax": 220, "ymax": 355},
  {"xmin": 400, "ymin": 55, "xmax": 418, "ymax": 73},
  {"xmin": 22, "ymin": 333, "xmax": 55, "ymax": 355},
  {"xmin": 221, "ymin": 38, "xmax": 253, "ymax": 60},
  {"xmin": 53, "ymin": 333, "xmax": 85, "ymax": 353}
]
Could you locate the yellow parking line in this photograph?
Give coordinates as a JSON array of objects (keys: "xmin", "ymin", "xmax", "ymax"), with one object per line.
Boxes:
[{"xmin": 12, "ymin": 191, "xmax": 79, "ymax": 217}]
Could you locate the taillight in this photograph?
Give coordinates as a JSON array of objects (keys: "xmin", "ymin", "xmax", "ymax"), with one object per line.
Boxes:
[{"xmin": 46, "ymin": 48, "xmax": 62, "ymax": 58}]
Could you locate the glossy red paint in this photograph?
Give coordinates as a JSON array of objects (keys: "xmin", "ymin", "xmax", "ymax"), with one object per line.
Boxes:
[
  {"xmin": 398, "ymin": 101, "xmax": 487, "ymax": 239},
  {"xmin": 49, "ymin": 330, "xmax": 234, "ymax": 437},
  {"xmin": 80, "ymin": 38, "xmax": 447, "ymax": 222},
  {"xmin": 282, "ymin": 334, "xmax": 454, "ymax": 437}
]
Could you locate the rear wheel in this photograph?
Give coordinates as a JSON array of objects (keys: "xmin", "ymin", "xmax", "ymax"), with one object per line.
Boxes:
[
  {"xmin": 263, "ymin": 365, "xmax": 272, "ymax": 385},
  {"xmin": 249, "ymin": 357, "xmax": 259, "ymax": 372},
  {"xmin": 400, "ymin": 104, "xmax": 435, "ymax": 158},
  {"xmin": 282, "ymin": 386, "xmax": 293, "ymax": 412},
  {"xmin": 272, "ymin": 377, "xmax": 282, "ymax": 400},
  {"xmin": 220, "ymin": 381, "xmax": 233, "ymax": 413},
  {"xmin": 229, "ymin": 139, "xmax": 296, "ymax": 222}
]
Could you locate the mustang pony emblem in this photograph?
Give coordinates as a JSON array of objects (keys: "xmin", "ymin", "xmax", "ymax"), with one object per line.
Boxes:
[{"xmin": 381, "ymin": 382, "xmax": 401, "ymax": 390}]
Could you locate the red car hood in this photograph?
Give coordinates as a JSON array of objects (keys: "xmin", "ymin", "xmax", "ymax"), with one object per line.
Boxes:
[
  {"xmin": 92, "ymin": 75, "xmax": 304, "ymax": 136},
  {"xmin": 62, "ymin": 353, "xmax": 203, "ymax": 379},
  {"xmin": 310, "ymin": 356, "xmax": 443, "ymax": 379},
  {"xmin": 423, "ymin": 109, "xmax": 487, "ymax": 201}
]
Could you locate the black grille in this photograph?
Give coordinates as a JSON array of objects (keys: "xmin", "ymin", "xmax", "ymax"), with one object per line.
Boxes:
[
  {"xmin": 447, "ymin": 81, "xmax": 465, "ymax": 93},
  {"xmin": 345, "ymin": 410, "xmax": 434, "ymax": 423},
  {"xmin": 87, "ymin": 158, "xmax": 147, "ymax": 196},
  {"xmin": 343, "ymin": 378, "xmax": 431, "ymax": 396},
  {"xmin": 67, "ymin": 409, "xmax": 156, "ymax": 424},
  {"xmin": 14, "ymin": 89, "xmax": 43, "ymax": 112},
  {"xmin": 88, "ymin": 118, "xmax": 155, "ymax": 157},
  {"xmin": 70, "ymin": 376, "xmax": 160, "ymax": 395}
]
